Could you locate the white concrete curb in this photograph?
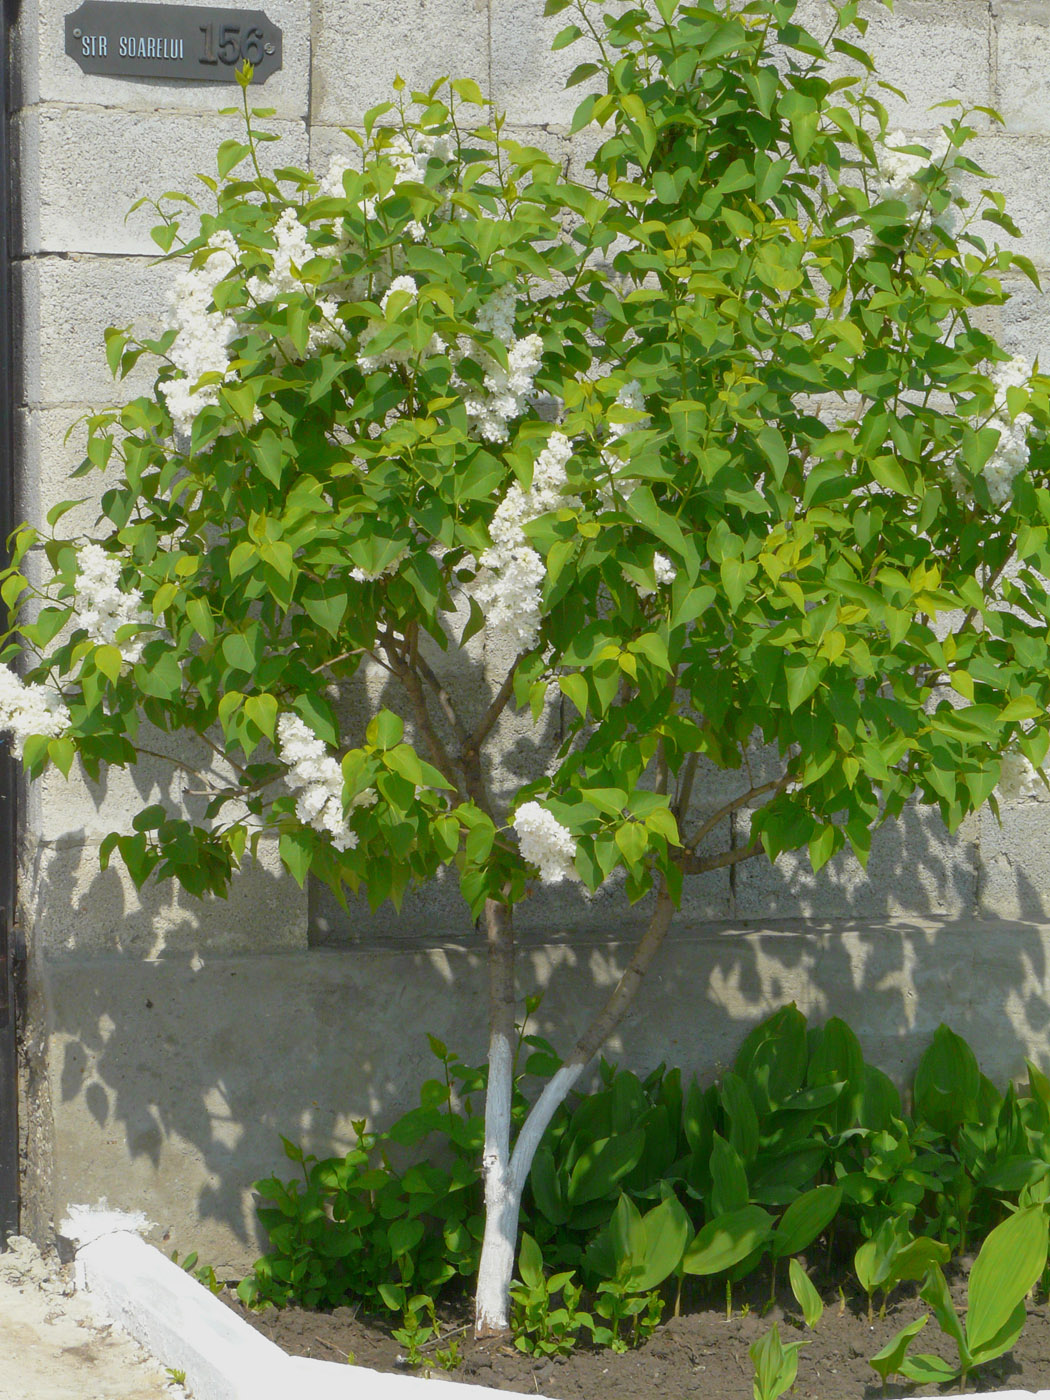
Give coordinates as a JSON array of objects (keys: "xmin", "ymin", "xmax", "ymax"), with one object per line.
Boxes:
[{"xmin": 67, "ymin": 1212, "xmax": 1050, "ymax": 1400}]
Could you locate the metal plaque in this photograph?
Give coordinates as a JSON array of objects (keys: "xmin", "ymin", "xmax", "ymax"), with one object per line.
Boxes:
[{"xmin": 65, "ymin": 2, "xmax": 282, "ymax": 83}]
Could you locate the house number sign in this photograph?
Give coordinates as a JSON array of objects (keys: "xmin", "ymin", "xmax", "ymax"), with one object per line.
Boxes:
[{"xmin": 65, "ymin": 2, "xmax": 283, "ymax": 83}]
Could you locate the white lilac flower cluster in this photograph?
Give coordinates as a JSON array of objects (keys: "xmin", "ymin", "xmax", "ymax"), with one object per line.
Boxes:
[
  {"xmin": 598, "ymin": 380, "xmax": 651, "ymax": 510},
  {"xmin": 629, "ymin": 552, "xmax": 678, "ymax": 600},
  {"xmin": 512, "ymin": 800, "xmax": 578, "ymax": 885},
  {"xmin": 247, "ymin": 209, "xmax": 342, "ymax": 357},
  {"xmin": 997, "ymin": 750, "xmax": 1045, "ymax": 800},
  {"xmin": 451, "ymin": 287, "xmax": 544, "ymax": 443},
  {"xmin": 473, "ymin": 432, "xmax": 578, "ymax": 654},
  {"xmin": 0, "ymin": 667, "xmax": 69, "ymax": 759},
  {"xmin": 276, "ymin": 712, "xmax": 377, "ymax": 852},
  {"xmin": 983, "ymin": 355, "xmax": 1033, "ymax": 506},
  {"xmin": 349, "ymin": 547, "xmax": 407, "ymax": 584},
  {"xmin": 873, "ymin": 131, "xmax": 964, "ymax": 236},
  {"xmin": 161, "ymin": 232, "xmax": 240, "ymax": 437},
  {"xmin": 322, "ymin": 130, "xmax": 455, "ymax": 240},
  {"xmin": 357, "ymin": 276, "xmax": 426, "ymax": 373},
  {"xmin": 945, "ymin": 355, "xmax": 1033, "ymax": 507},
  {"xmin": 77, "ymin": 543, "xmax": 151, "ymax": 665}
]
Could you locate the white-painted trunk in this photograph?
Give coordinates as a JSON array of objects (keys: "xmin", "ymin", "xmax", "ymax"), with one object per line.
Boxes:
[
  {"xmin": 476, "ymin": 1028, "xmax": 514, "ymax": 1334},
  {"xmin": 474, "ymin": 886, "xmax": 677, "ymax": 1335},
  {"xmin": 475, "ymin": 1169, "xmax": 522, "ymax": 1334},
  {"xmin": 474, "ymin": 1061, "xmax": 587, "ymax": 1334}
]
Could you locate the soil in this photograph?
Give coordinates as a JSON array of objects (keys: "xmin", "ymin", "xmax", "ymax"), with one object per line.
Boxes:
[{"xmin": 221, "ymin": 1261, "xmax": 1050, "ymax": 1399}]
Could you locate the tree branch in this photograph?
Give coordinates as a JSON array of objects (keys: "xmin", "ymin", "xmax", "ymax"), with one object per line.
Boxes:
[
  {"xmin": 413, "ymin": 645, "xmax": 472, "ymax": 752},
  {"xmin": 673, "ymin": 751, "xmax": 699, "ymax": 824},
  {"xmin": 468, "ymin": 660, "xmax": 521, "ymax": 757},
  {"xmin": 684, "ymin": 775, "xmax": 789, "ymax": 852},
  {"xmin": 506, "ymin": 879, "xmax": 676, "ymax": 1199},
  {"xmin": 679, "ymin": 840, "xmax": 765, "ymax": 875},
  {"xmin": 380, "ymin": 631, "xmax": 467, "ymax": 803}
]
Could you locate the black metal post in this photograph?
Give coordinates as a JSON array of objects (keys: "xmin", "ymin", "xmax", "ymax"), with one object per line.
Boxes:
[{"xmin": 0, "ymin": 0, "xmax": 22, "ymax": 1246}]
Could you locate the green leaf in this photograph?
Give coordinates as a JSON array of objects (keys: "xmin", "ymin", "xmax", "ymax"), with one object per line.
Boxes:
[
  {"xmin": 47, "ymin": 736, "xmax": 75, "ymax": 778},
  {"xmin": 682, "ymin": 1206, "xmax": 774, "ymax": 1277},
  {"xmin": 966, "ymin": 1205, "xmax": 1048, "ymax": 1357},
  {"xmin": 750, "ymin": 1323, "xmax": 805, "ymax": 1400},
  {"xmin": 217, "ymin": 140, "xmax": 251, "ymax": 178},
  {"xmin": 517, "ymin": 1232, "xmax": 544, "ymax": 1290},
  {"xmin": 567, "ymin": 1128, "xmax": 645, "ymax": 1205},
  {"xmin": 279, "ymin": 829, "xmax": 313, "ymax": 886},
  {"xmin": 788, "ymin": 1259, "xmax": 823, "ymax": 1328},
  {"xmin": 913, "ymin": 1024, "xmax": 980, "ymax": 1134},
  {"xmin": 772, "ymin": 1184, "xmax": 841, "ymax": 1259},
  {"xmin": 919, "ymin": 1265, "xmax": 969, "ymax": 1365},
  {"xmin": 629, "ymin": 1194, "xmax": 691, "ymax": 1292},
  {"xmin": 898, "ymin": 1352, "xmax": 961, "ymax": 1386},
  {"xmin": 367, "ymin": 709, "xmax": 404, "ymax": 750},
  {"xmin": 710, "ymin": 1132, "xmax": 749, "ymax": 1216},
  {"xmin": 94, "ymin": 645, "xmax": 124, "ymax": 683},
  {"xmin": 869, "ymin": 1315, "xmax": 928, "ymax": 1384},
  {"xmin": 559, "ymin": 672, "xmax": 589, "ymax": 718},
  {"xmin": 720, "ymin": 1071, "xmax": 760, "ymax": 1163}
]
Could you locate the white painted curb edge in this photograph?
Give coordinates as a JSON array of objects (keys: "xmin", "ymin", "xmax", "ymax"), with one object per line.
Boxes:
[{"xmin": 70, "ymin": 1215, "xmax": 1050, "ymax": 1400}]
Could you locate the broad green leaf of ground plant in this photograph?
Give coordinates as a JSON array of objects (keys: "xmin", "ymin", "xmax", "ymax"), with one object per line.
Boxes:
[
  {"xmin": 682, "ymin": 1205, "xmax": 774, "ymax": 1277},
  {"xmin": 628, "ymin": 1193, "xmax": 692, "ymax": 1292},
  {"xmin": 869, "ymin": 1316, "xmax": 928, "ymax": 1385},
  {"xmin": 735, "ymin": 1004, "xmax": 808, "ymax": 1116},
  {"xmin": 788, "ymin": 1259, "xmax": 823, "ymax": 1328},
  {"xmin": 913, "ymin": 1025, "xmax": 981, "ymax": 1136},
  {"xmin": 877, "ymin": 1205, "xmax": 1048, "ymax": 1385},
  {"xmin": 771, "ymin": 1184, "xmax": 842, "ymax": 1258},
  {"xmin": 966, "ymin": 1203, "xmax": 1047, "ymax": 1357},
  {"xmin": 710, "ymin": 1133, "xmax": 750, "ymax": 1216},
  {"xmin": 750, "ymin": 1322, "xmax": 807, "ymax": 1400},
  {"xmin": 567, "ymin": 1128, "xmax": 646, "ymax": 1205}
]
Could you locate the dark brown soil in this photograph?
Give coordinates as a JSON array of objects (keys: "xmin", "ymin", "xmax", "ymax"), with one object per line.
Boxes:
[{"xmin": 220, "ymin": 1265, "xmax": 1050, "ymax": 1398}]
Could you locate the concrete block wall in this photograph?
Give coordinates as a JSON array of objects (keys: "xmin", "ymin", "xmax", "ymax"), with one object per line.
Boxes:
[{"xmin": 14, "ymin": 0, "xmax": 1050, "ymax": 1263}]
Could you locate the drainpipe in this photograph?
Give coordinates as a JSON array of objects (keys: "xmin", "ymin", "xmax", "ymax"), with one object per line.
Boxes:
[{"xmin": 0, "ymin": 0, "xmax": 22, "ymax": 1245}]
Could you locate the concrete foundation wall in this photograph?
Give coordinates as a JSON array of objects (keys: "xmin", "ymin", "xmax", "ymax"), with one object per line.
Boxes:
[{"xmin": 12, "ymin": 0, "xmax": 1050, "ymax": 1265}]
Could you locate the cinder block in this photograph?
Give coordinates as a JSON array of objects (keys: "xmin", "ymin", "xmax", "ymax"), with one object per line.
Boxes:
[
  {"xmin": 23, "ymin": 832, "xmax": 307, "ymax": 958},
  {"xmin": 963, "ymin": 135, "xmax": 1050, "ymax": 270},
  {"xmin": 17, "ymin": 0, "xmax": 309, "ymax": 117},
  {"xmin": 19, "ymin": 254, "xmax": 175, "ymax": 409},
  {"xmin": 25, "ymin": 728, "xmax": 245, "ymax": 847},
  {"xmin": 733, "ymin": 804, "xmax": 980, "ymax": 919},
  {"xmin": 17, "ymin": 406, "xmax": 113, "ymax": 538},
  {"xmin": 491, "ymin": 0, "xmax": 602, "ymax": 128},
  {"xmin": 19, "ymin": 107, "xmax": 309, "ymax": 256},
  {"xmin": 311, "ymin": 0, "xmax": 490, "ymax": 129},
  {"xmin": 997, "ymin": 275, "xmax": 1050, "ymax": 364},
  {"xmin": 791, "ymin": 0, "xmax": 991, "ymax": 132},
  {"xmin": 995, "ymin": 9, "xmax": 1050, "ymax": 137},
  {"xmin": 979, "ymin": 799, "xmax": 1050, "ymax": 921}
]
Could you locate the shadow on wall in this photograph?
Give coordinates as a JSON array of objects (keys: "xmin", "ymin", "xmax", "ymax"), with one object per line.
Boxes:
[
  {"xmin": 24, "ymin": 636, "xmax": 1050, "ymax": 1258},
  {"xmin": 30, "ymin": 827, "xmax": 1050, "ymax": 1264}
]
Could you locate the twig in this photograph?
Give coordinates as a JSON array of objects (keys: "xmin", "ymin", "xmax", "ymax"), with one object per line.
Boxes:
[
  {"xmin": 419, "ymin": 1321, "xmax": 471, "ymax": 1353},
  {"xmin": 314, "ymin": 1335, "xmax": 350, "ymax": 1357}
]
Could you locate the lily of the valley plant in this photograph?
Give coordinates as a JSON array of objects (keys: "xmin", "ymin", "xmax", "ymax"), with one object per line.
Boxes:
[{"xmin": 4, "ymin": 0, "xmax": 1050, "ymax": 1334}]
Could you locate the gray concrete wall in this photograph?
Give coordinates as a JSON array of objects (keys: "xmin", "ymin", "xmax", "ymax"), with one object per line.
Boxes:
[{"xmin": 13, "ymin": 0, "xmax": 1050, "ymax": 1266}]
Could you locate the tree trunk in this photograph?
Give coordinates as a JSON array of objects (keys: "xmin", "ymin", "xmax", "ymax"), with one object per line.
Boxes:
[
  {"xmin": 475, "ymin": 897, "xmax": 517, "ymax": 1336},
  {"xmin": 473, "ymin": 882, "xmax": 676, "ymax": 1336}
]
